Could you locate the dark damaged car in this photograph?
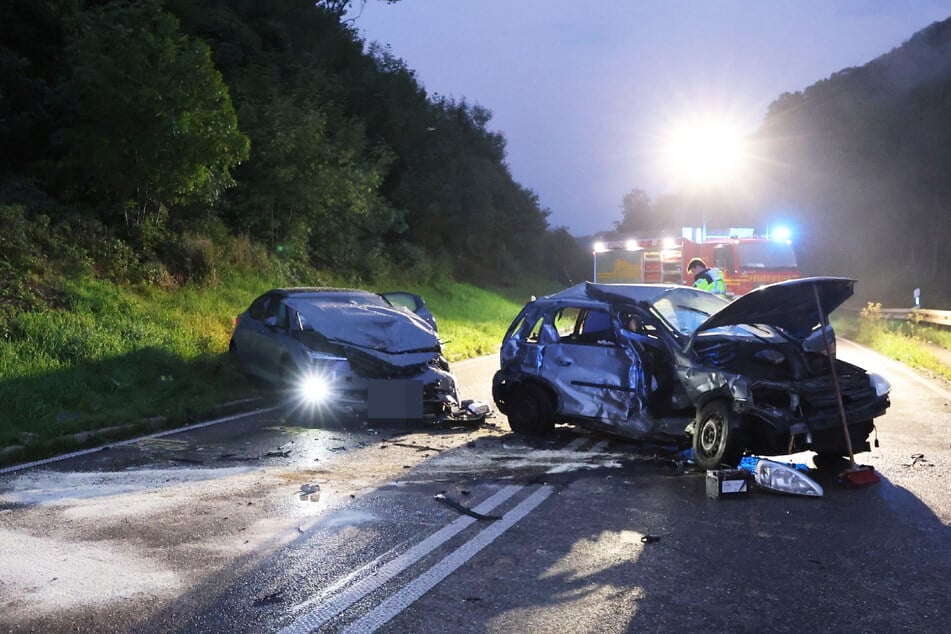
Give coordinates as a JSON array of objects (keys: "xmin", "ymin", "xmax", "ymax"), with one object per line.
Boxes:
[
  {"xmin": 492, "ymin": 278, "xmax": 891, "ymax": 470},
  {"xmin": 230, "ymin": 287, "xmax": 485, "ymax": 424}
]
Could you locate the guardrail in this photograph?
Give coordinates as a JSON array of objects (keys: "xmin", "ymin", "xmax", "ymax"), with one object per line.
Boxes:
[{"xmin": 878, "ymin": 308, "xmax": 951, "ymax": 327}]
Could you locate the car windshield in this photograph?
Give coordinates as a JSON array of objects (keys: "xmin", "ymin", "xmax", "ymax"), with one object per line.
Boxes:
[
  {"xmin": 300, "ymin": 291, "xmax": 389, "ymax": 307},
  {"xmin": 649, "ymin": 288, "xmax": 727, "ymax": 335},
  {"xmin": 649, "ymin": 288, "xmax": 784, "ymax": 340}
]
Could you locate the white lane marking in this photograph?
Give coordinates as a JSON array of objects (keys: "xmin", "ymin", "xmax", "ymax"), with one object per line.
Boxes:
[
  {"xmin": 0, "ymin": 407, "xmax": 279, "ymax": 476},
  {"xmin": 343, "ymin": 485, "xmax": 555, "ymax": 634},
  {"xmin": 278, "ymin": 485, "xmax": 523, "ymax": 634},
  {"xmin": 588, "ymin": 439, "xmax": 610, "ymax": 454},
  {"xmin": 564, "ymin": 436, "xmax": 588, "ymax": 452},
  {"xmin": 839, "ymin": 339, "xmax": 951, "ymax": 401},
  {"xmin": 547, "ymin": 437, "xmax": 610, "ymax": 474}
]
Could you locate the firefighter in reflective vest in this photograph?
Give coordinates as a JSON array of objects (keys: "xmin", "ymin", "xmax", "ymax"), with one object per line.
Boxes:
[{"xmin": 687, "ymin": 258, "xmax": 727, "ymax": 295}]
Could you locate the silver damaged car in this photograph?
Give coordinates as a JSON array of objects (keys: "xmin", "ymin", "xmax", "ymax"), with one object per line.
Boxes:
[{"xmin": 230, "ymin": 287, "xmax": 485, "ymax": 424}]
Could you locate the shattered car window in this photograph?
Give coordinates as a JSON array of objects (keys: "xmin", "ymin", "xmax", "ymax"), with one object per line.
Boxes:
[
  {"xmin": 554, "ymin": 306, "xmax": 581, "ymax": 338},
  {"xmin": 576, "ymin": 309, "xmax": 614, "ymax": 344},
  {"xmin": 650, "ymin": 288, "xmax": 729, "ymax": 335}
]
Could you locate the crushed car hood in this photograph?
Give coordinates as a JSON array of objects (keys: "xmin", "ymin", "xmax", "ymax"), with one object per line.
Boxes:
[
  {"xmin": 288, "ymin": 299, "xmax": 440, "ymax": 366},
  {"xmin": 696, "ymin": 277, "xmax": 855, "ymax": 338}
]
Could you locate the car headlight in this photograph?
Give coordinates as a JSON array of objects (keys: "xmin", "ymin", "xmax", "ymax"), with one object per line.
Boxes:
[
  {"xmin": 299, "ymin": 373, "xmax": 332, "ymax": 404},
  {"xmin": 753, "ymin": 460, "xmax": 823, "ymax": 497},
  {"xmin": 868, "ymin": 372, "xmax": 891, "ymax": 397}
]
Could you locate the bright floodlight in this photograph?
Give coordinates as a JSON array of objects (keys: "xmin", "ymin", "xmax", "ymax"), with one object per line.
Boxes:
[
  {"xmin": 665, "ymin": 116, "xmax": 748, "ymax": 186},
  {"xmin": 593, "ymin": 241, "xmax": 607, "ymax": 253},
  {"xmin": 625, "ymin": 240, "xmax": 638, "ymax": 251}
]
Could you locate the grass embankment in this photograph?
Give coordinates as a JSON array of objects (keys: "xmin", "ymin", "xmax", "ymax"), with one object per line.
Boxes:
[
  {"xmin": 833, "ymin": 302, "xmax": 951, "ymax": 382},
  {"xmin": 0, "ymin": 270, "xmax": 561, "ymax": 464}
]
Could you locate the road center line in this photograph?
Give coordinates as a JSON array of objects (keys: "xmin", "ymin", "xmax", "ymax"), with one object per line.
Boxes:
[
  {"xmin": 278, "ymin": 484, "xmax": 523, "ymax": 634},
  {"xmin": 343, "ymin": 485, "xmax": 555, "ymax": 634},
  {"xmin": 588, "ymin": 439, "xmax": 610, "ymax": 453},
  {"xmin": 564, "ymin": 437, "xmax": 588, "ymax": 451}
]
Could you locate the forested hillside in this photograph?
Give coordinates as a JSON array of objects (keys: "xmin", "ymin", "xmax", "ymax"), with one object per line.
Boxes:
[
  {"xmin": 0, "ymin": 0, "xmax": 588, "ymax": 324},
  {"xmin": 751, "ymin": 16, "xmax": 951, "ymax": 305}
]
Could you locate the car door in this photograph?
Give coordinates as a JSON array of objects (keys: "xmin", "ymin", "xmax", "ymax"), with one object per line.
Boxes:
[
  {"xmin": 540, "ymin": 305, "xmax": 641, "ymax": 426},
  {"xmin": 254, "ymin": 295, "xmax": 294, "ymax": 381},
  {"xmin": 233, "ymin": 294, "xmax": 273, "ymax": 374}
]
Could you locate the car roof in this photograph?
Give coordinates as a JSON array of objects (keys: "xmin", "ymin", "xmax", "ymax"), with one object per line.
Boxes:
[
  {"xmin": 267, "ymin": 287, "xmax": 382, "ymax": 298},
  {"xmin": 542, "ymin": 282, "xmax": 686, "ymax": 305}
]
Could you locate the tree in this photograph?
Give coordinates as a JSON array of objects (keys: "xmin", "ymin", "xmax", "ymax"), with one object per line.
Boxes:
[
  {"xmin": 317, "ymin": 0, "xmax": 401, "ymax": 21},
  {"xmin": 613, "ymin": 188, "xmax": 654, "ymax": 236},
  {"xmin": 52, "ymin": 0, "xmax": 249, "ymax": 228}
]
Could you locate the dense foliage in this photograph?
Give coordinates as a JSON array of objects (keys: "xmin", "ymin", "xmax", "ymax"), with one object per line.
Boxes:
[{"xmin": 0, "ymin": 0, "xmax": 588, "ymax": 324}]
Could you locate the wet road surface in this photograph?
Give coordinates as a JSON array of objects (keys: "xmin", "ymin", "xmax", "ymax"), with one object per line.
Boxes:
[{"xmin": 1, "ymin": 345, "xmax": 950, "ymax": 633}]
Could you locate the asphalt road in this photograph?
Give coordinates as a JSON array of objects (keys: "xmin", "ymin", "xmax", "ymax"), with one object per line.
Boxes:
[{"xmin": 1, "ymin": 343, "xmax": 950, "ymax": 633}]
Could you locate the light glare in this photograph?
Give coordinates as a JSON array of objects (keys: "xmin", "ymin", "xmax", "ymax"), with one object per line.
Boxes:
[
  {"xmin": 664, "ymin": 116, "xmax": 748, "ymax": 186},
  {"xmin": 300, "ymin": 374, "xmax": 331, "ymax": 404}
]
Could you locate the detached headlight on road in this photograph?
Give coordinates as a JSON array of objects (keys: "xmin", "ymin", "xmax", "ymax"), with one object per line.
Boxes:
[
  {"xmin": 754, "ymin": 460, "xmax": 823, "ymax": 497},
  {"xmin": 868, "ymin": 372, "xmax": 891, "ymax": 397}
]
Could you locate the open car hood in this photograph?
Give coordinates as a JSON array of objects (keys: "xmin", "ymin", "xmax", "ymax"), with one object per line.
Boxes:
[
  {"xmin": 695, "ymin": 277, "xmax": 856, "ymax": 338},
  {"xmin": 288, "ymin": 299, "xmax": 440, "ymax": 366}
]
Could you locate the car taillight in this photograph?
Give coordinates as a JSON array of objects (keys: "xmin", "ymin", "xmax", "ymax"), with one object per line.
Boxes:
[{"xmin": 233, "ymin": 316, "xmax": 238, "ymax": 327}]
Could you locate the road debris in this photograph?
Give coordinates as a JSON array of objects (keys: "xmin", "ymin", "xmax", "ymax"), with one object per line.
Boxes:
[
  {"xmin": 434, "ymin": 492, "xmax": 501, "ymax": 521},
  {"xmin": 299, "ymin": 483, "xmax": 320, "ymax": 502},
  {"xmin": 253, "ymin": 590, "xmax": 285, "ymax": 607},
  {"xmin": 392, "ymin": 442, "xmax": 444, "ymax": 453},
  {"xmin": 903, "ymin": 453, "xmax": 934, "ymax": 467}
]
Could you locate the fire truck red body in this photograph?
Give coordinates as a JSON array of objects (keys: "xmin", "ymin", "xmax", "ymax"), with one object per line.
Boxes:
[{"xmin": 593, "ymin": 230, "xmax": 800, "ymax": 296}]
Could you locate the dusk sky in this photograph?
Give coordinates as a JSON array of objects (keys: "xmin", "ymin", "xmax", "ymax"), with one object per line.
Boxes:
[{"xmin": 347, "ymin": 1, "xmax": 950, "ymax": 236}]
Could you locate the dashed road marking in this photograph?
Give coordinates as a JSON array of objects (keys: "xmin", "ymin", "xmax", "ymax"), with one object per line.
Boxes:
[
  {"xmin": 342, "ymin": 485, "xmax": 555, "ymax": 633},
  {"xmin": 278, "ymin": 484, "xmax": 525, "ymax": 634}
]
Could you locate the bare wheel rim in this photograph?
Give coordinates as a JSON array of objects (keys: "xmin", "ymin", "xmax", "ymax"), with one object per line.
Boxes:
[{"xmin": 698, "ymin": 412, "xmax": 726, "ymax": 458}]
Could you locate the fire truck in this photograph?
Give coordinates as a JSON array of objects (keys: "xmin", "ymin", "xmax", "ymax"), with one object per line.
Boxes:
[{"xmin": 592, "ymin": 228, "xmax": 800, "ymax": 296}]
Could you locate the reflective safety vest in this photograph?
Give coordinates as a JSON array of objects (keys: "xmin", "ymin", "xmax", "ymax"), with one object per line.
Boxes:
[{"xmin": 693, "ymin": 267, "xmax": 727, "ymax": 295}]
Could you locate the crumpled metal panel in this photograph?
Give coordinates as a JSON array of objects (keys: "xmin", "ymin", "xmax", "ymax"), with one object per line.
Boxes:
[
  {"xmin": 538, "ymin": 334, "xmax": 656, "ymax": 436},
  {"xmin": 289, "ymin": 298, "xmax": 439, "ymax": 367}
]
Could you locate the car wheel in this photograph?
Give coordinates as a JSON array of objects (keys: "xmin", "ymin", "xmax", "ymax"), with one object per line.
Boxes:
[
  {"xmin": 692, "ymin": 401, "xmax": 745, "ymax": 470},
  {"xmin": 506, "ymin": 383, "xmax": 555, "ymax": 436}
]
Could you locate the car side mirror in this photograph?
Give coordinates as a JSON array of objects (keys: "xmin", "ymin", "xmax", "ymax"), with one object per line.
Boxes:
[{"xmin": 265, "ymin": 316, "xmax": 279, "ymax": 328}]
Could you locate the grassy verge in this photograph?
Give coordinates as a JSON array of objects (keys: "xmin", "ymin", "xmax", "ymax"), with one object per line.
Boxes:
[
  {"xmin": 832, "ymin": 303, "xmax": 951, "ymax": 382},
  {"xmin": 0, "ymin": 268, "xmax": 561, "ymax": 464}
]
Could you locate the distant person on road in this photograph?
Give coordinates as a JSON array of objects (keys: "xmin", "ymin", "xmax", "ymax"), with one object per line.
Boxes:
[{"xmin": 687, "ymin": 258, "xmax": 727, "ymax": 295}]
